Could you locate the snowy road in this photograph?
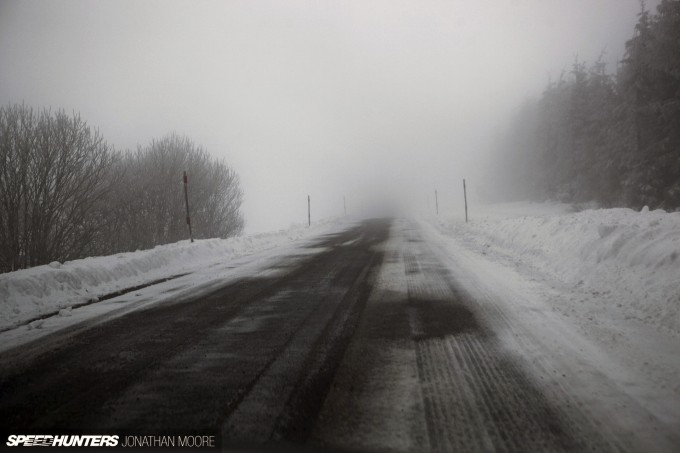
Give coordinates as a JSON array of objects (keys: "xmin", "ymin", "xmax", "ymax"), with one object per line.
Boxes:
[{"xmin": 0, "ymin": 219, "xmax": 676, "ymax": 451}]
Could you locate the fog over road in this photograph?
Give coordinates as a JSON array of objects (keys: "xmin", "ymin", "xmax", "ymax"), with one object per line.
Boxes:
[{"xmin": 0, "ymin": 220, "xmax": 659, "ymax": 451}]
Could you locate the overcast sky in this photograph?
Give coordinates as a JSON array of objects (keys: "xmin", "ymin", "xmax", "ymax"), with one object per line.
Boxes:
[{"xmin": 0, "ymin": 0, "xmax": 658, "ymax": 233}]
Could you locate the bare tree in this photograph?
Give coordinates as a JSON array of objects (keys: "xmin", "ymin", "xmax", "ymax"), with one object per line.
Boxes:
[
  {"xmin": 0, "ymin": 104, "xmax": 117, "ymax": 272},
  {"xmin": 99, "ymin": 133, "xmax": 244, "ymax": 253}
]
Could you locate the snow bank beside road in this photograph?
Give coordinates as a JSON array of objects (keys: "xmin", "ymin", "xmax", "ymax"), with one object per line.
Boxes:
[
  {"xmin": 437, "ymin": 203, "xmax": 680, "ymax": 335},
  {"xmin": 0, "ymin": 219, "xmax": 342, "ymax": 331}
]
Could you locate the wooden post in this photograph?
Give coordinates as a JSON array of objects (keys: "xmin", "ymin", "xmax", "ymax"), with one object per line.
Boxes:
[
  {"xmin": 183, "ymin": 171, "xmax": 194, "ymax": 243},
  {"xmin": 463, "ymin": 178, "xmax": 468, "ymax": 223},
  {"xmin": 308, "ymin": 195, "xmax": 311, "ymax": 227},
  {"xmin": 435, "ymin": 189, "xmax": 439, "ymax": 216}
]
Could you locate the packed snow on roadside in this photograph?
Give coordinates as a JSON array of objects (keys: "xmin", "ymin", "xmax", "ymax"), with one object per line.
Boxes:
[
  {"xmin": 425, "ymin": 204, "xmax": 680, "ymax": 445},
  {"xmin": 435, "ymin": 202, "xmax": 680, "ymax": 336},
  {"xmin": 0, "ymin": 218, "xmax": 342, "ymax": 331}
]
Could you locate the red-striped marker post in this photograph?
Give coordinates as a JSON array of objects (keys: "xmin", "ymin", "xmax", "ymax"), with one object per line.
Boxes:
[{"xmin": 183, "ymin": 171, "xmax": 194, "ymax": 243}]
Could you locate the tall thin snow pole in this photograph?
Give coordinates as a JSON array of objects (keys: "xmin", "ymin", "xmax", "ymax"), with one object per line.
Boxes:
[
  {"xmin": 463, "ymin": 178, "xmax": 468, "ymax": 223},
  {"xmin": 183, "ymin": 171, "xmax": 194, "ymax": 243},
  {"xmin": 308, "ymin": 195, "xmax": 311, "ymax": 227},
  {"xmin": 435, "ymin": 189, "xmax": 439, "ymax": 216},
  {"xmin": 344, "ymin": 196, "xmax": 346, "ymax": 216}
]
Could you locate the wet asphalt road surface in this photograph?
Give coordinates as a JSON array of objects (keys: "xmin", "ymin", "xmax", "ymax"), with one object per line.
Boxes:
[{"xmin": 0, "ymin": 219, "xmax": 629, "ymax": 451}]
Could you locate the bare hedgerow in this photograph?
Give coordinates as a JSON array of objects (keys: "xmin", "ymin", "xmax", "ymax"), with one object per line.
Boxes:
[{"xmin": 0, "ymin": 106, "xmax": 245, "ymax": 271}]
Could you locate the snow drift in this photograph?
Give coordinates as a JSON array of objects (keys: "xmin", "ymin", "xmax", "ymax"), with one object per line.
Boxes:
[
  {"xmin": 0, "ymin": 219, "xmax": 340, "ymax": 331},
  {"xmin": 437, "ymin": 203, "xmax": 680, "ymax": 336}
]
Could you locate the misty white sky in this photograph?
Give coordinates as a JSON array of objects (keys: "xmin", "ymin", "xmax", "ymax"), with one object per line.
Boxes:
[{"xmin": 0, "ymin": 0, "xmax": 658, "ymax": 233}]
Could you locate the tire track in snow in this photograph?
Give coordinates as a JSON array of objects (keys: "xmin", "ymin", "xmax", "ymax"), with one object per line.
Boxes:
[{"xmin": 402, "ymin": 221, "xmax": 625, "ymax": 452}]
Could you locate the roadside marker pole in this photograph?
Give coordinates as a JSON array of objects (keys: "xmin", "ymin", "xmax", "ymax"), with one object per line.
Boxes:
[
  {"xmin": 435, "ymin": 189, "xmax": 439, "ymax": 216},
  {"xmin": 308, "ymin": 195, "xmax": 311, "ymax": 227},
  {"xmin": 463, "ymin": 178, "xmax": 468, "ymax": 223},
  {"xmin": 183, "ymin": 171, "xmax": 194, "ymax": 243},
  {"xmin": 344, "ymin": 196, "xmax": 346, "ymax": 217}
]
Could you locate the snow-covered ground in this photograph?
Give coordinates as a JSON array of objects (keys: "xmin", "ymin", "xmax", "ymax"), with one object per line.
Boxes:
[
  {"xmin": 425, "ymin": 202, "xmax": 680, "ymax": 446},
  {"xmin": 1, "ymin": 202, "xmax": 678, "ymax": 441},
  {"xmin": 434, "ymin": 202, "xmax": 680, "ymax": 337},
  {"xmin": 0, "ymin": 218, "xmax": 349, "ymax": 335}
]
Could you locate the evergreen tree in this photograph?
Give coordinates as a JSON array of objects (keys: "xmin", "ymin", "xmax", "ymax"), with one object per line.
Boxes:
[{"xmin": 492, "ymin": 0, "xmax": 680, "ymax": 210}]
